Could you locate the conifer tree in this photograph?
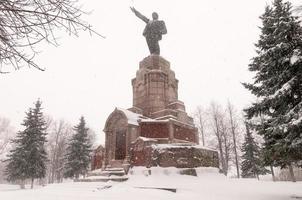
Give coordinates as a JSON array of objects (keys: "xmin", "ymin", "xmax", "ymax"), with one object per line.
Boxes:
[
  {"xmin": 241, "ymin": 123, "xmax": 268, "ymax": 179},
  {"xmin": 64, "ymin": 116, "xmax": 92, "ymax": 179},
  {"xmin": 243, "ymin": 0, "xmax": 302, "ymax": 181},
  {"xmin": 5, "ymin": 100, "xmax": 48, "ymax": 189}
]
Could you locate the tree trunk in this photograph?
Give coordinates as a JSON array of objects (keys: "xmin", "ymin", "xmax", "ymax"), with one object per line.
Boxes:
[
  {"xmin": 270, "ymin": 165, "xmax": 276, "ymax": 182},
  {"xmin": 198, "ymin": 115, "xmax": 205, "ymax": 146},
  {"xmin": 195, "ymin": 106, "xmax": 206, "ymax": 146},
  {"xmin": 20, "ymin": 179, "xmax": 25, "ymax": 189},
  {"xmin": 222, "ymin": 133, "xmax": 229, "ymax": 174},
  {"xmin": 31, "ymin": 178, "xmax": 34, "ymax": 189},
  {"xmin": 288, "ymin": 163, "xmax": 296, "ymax": 182},
  {"xmin": 228, "ymin": 102, "xmax": 240, "ymax": 178},
  {"xmin": 232, "ymin": 128, "xmax": 240, "ymax": 178},
  {"xmin": 51, "ymin": 163, "xmax": 55, "ymax": 183},
  {"xmin": 211, "ymin": 102, "xmax": 227, "ymax": 175},
  {"xmin": 217, "ymin": 136, "xmax": 227, "ymax": 175},
  {"xmin": 216, "ymin": 126, "xmax": 226, "ymax": 174},
  {"xmin": 200, "ymin": 129, "xmax": 205, "ymax": 146}
]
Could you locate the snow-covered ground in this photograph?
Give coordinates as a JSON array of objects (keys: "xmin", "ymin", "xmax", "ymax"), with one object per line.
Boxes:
[{"xmin": 0, "ymin": 167, "xmax": 301, "ymax": 200}]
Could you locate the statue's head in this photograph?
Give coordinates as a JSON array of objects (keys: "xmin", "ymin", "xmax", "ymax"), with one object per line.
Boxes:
[{"xmin": 152, "ymin": 12, "xmax": 158, "ymax": 20}]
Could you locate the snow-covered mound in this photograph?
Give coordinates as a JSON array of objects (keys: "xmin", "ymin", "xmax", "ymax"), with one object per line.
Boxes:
[{"xmin": 0, "ymin": 167, "xmax": 301, "ymax": 200}]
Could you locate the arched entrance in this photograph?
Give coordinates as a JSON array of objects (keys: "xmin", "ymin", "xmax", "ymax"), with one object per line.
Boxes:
[
  {"xmin": 104, "ymin": 108, "xmax": 141, "ymax": 167},
  {"xmin": 115, "ymin": 130, "xmax": 126, "ymax": 160}
]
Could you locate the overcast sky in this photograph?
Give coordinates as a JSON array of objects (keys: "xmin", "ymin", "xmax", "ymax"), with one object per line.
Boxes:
[{"xmin": 0, "ymin": 0, "xmax": 301, "ymax": 144}]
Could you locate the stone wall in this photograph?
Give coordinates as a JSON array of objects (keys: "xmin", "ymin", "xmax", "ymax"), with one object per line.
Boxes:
[
  {"xmin": 139, "ymin": 122, "xmax": 170, "ymax": 138},
  {"xmin": 130, "ymin": 140, "xmax": 219, "ymax": 169},
  {"xmin": 151, "ymin": 144, "xmax": 219, "ymax": 168},
  {"xmin": 173, "ymin": 124, "xmax": 197, "ymax": 143}
]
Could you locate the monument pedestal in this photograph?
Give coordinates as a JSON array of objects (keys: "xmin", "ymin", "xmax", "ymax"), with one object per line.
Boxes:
[
  {"xmin": 93, "ymin": 55, "xmax": 218, "ymax": 172},
  {"xmin": 131, "ymin": 55, "xmax": 194, "ymax": 125}
]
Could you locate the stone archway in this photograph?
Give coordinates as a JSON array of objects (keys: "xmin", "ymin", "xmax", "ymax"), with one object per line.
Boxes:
[{"xmin": 104, "ymin": 109, "xmax": 129, "ymax": 165}]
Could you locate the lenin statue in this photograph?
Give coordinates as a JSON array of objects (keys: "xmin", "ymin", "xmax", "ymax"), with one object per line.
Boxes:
[{"xmin": 130, "ymin": 7, "xmax": 167, "ymax": 55}]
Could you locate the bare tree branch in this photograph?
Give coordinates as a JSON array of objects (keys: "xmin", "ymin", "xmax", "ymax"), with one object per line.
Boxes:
[{"xmin": 0, "ymin": 0, "xmax": 104, "ymax": 73}]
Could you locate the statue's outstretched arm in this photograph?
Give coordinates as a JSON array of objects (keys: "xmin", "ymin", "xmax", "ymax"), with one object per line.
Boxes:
[{"xmin": 130, "ymin": 7, "xmax": 149, "ymax": 23}]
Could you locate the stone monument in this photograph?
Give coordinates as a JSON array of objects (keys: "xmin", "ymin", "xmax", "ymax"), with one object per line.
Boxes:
[{"xmin": 91, "ymin": 9, "xmax": 219, "ymax": 176}]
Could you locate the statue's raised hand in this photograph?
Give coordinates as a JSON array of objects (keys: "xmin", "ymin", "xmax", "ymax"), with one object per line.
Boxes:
[
  {"xmin": 130, "ymin": 7, "xmax": 137, "ymax": 14},
  {"xmin": 130, "ymin": 7, "xmax": 149, "ymax": 23}
]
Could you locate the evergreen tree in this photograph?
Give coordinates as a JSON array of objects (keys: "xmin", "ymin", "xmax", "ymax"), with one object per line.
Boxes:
[
  {"xmin": 64, "ymin": 116, "xmax": 92, "ymax": 179},
  {"xmin": 5, "ymin": 100, "xmax": 48, "ymax": 189},
  {"xmin": 243, "ymin": 0, "xmax": 302, "ymax": 181},
  {"xmin": 241, "ymin": 123, "xmax": 268, "ymax": 179}
]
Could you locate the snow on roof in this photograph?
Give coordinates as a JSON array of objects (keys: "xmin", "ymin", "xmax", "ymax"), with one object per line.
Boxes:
[
  {"xmin": 155, "ymin": 115, "xmax": 177, "ymax": 120},
  {"xmin": 140, "ymin": 119, "xmax": 168, "ymax": 123},
  {"xmin": 116, "ymin": 108, "xmax": 145, "ymax": 126}
]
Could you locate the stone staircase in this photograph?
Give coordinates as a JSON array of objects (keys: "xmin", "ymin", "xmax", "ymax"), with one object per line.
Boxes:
[{"xmin": 75, "ymin": 160, "xmax": 128, "ymax": 182}]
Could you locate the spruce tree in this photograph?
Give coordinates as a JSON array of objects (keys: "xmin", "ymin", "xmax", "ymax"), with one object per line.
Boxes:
[
  {"xmin": 241, "ymin": 123, "xmax": 268, "ymax": 179},
  {"xmin": 5, "ymin": 100, "xmax": 48, "ymax": 189},
  {"xmin": 243, "ymin": 0, "xmax": 302, "ymax": 181},
  {"xmin": 64, "ymin": 116, "xmax": 92, "ymax": 179}
]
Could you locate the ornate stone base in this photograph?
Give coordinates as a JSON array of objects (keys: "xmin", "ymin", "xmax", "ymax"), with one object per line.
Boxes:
[{"xmin": 130, "ymin": 137, "xmax": 219, "ymax": 169}]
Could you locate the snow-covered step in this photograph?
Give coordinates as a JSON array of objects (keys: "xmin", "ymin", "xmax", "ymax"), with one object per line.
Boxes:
[
  {"xmin": 88, "ymin": 168, "xmax": 126, "ymax": 177},
  {"xmin": 105, "ymin": 167, "xmax": 125, "ymax": 172},
  {"xmin": 87, "ymin": 169, "xmax": 104, "ymax": 176},
  {"xmin": 84, "ymin": 167, "xmax": 128, "ymax": 182},
  {"xmin": 75, "ymin": 175, "xmax": 128, "ymax": 182}
]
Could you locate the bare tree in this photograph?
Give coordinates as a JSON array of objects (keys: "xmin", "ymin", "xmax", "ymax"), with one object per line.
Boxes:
[
  {"xmin": 194, "ymin": 106, "xmax": 207, "ymax": 146},
  {"xmin": 207, "ymin": 102, "xmax": 242, "ymax": 176},
  {"xmin": 87, "ymin": 128, "xmax": 98, "ymax": 149},
  {"xmin": 209, "ymin": 102, "xmax": 227, "ymax": 175},
  {"xmin": 0, "ymin": 117, "xmax": 15, "ymax": 156},
  {"xmin": 0, "ymin": 0, "xmax": 104, "ymax": 72},
  {"xmin": 0, "ymin": 117, "xmax": 15, "ymax": 183},
  {"xmin": 227, "ymin": 101, "xmax": 240, "ymax": 178},
  {"xmin": 46, "ymin": 118, "xmax": 97, "ymax": 183},
  {"xmin": 46, "ymin": 119, "xmax": 72, "ymax": 184},
  {"xmin": 220, "ymin": 114, "xmax": 232, "ymax": 174}
]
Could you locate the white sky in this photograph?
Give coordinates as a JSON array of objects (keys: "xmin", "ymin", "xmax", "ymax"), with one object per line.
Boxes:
[{"xmin": 0, "ymin": 0, "xmax": 301, "ymax": 144}]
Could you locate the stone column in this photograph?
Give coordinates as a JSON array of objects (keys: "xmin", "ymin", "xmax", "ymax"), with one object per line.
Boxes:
[
  {"xmin": 104, "ymin": 131, "xmax": 110, "ymax": 165},
  {"xmin": 111, "ymin": 130, "xmax": 116, "ymax": 160},
  {"xmin": 168, "ymin": 120, "xmax": 174, "ymax": 143}
]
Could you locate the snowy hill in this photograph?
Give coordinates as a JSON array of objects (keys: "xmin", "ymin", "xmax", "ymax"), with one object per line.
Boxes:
[{"xmin": 0, "ymin": 167, "xmax": 301, "ymax": 200}]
